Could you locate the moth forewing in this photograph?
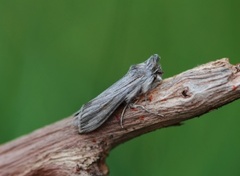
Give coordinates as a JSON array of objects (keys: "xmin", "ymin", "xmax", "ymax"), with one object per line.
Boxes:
[{"xmin": 75, "ymin": 54, "xmax": 163, "ymax": 133}]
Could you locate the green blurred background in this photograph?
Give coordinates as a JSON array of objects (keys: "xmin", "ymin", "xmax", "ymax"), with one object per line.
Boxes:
[{"xmin": 0, "ymin": 0, "xmax": 240, "ymax": 175}]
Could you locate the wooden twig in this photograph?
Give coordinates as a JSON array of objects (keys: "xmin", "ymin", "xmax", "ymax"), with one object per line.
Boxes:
[{"xmin": 0, "ymin": 58, "xmax": 240, "ymax": 176}]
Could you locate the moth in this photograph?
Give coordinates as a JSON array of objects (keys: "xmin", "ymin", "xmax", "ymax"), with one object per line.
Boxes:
[{"xmin": 74, "ymin": 54, "xmax": 163, "ymax": 133}]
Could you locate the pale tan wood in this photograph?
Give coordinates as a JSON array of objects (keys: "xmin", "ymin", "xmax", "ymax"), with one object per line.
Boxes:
[{"xmin": 0, "ymin": 58, "xmax": 240, "ymax": 176}]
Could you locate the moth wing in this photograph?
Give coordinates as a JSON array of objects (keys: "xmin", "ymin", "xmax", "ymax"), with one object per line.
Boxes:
[{"xmin": 75, "ymin": 72, "xmax": 143, "ymax": 133}]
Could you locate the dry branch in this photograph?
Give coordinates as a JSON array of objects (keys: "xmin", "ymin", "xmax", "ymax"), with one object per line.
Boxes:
[{"xmin": 0, "ymin": 58, "xmax": 240, "ymax": 176}]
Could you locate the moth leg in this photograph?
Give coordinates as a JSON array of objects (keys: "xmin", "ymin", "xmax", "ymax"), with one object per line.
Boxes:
[
  {"xmin": 120, "ymin": 104, "xmax": 129, "ymax": 128},
  {"xmin": 130, "ymin": 103, "xmax": 164, "ymax": 117},
  {"xmin": 144, "ymin": 93, "xmax": 148, "ymax": 106},
  {"xmin": 120, "ymin": 96, "xmax": 142, "ymax": 128},
  {"xmin": 120, "ymin": 101, "xmax": 163, "ymax": 129}
]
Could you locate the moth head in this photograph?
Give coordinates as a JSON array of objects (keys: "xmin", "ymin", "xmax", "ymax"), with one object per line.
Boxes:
[
  {"xmin": 146, "ymin": 54, "xmax": 163, "ymax": 78},
  {"xmin": 128, "ymin": 54, "xmax": 163, "ymax": 79}
]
